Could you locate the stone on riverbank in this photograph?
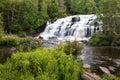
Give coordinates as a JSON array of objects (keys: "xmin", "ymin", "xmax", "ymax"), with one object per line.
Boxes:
[
  {"xmin": 83, "ymin": 64, "xmax": 91, "ymax": 69},
  {"xmin": 81, "ymin": 72, "xmax": 101, "ymax": 80},
  {"xmin": 108, "ymin": 66, "xmax": 115, "ymax": 72},
  {"xmin": 10, "ymin": 47, "xmax": 16, "ymax": 52},
  {"xmin": 99, "ymin": 66, "xmax": 111, "ymax": 75},
  {"xmin": 99, "ymin": 66, "xmax": 115, "ymax": 79}
]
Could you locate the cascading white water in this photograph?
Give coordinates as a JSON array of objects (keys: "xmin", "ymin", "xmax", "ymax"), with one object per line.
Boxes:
[{"xmin": 39, "ymin": 14, "xmax": 102, "ymax": 41}]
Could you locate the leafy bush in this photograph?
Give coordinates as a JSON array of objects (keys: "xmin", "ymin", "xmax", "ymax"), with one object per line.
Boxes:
[
  {"xmin": 111, "ymin": 34, "xmax": 120, "ymax": 46},
  {"xmin": 90, "ymin": 33, "xmax": 120, "ymax": 46},
  {"xmin": 64, "ymin": 41, "xmax": 83, "ymax": 56},
  {"xmin": 0, "ymin": 34, "xmax": 34, "ymax": 46},
  {"xmin": 0, "ymin": 47, "xmax": 83, "ymax": 80},
  {"xmin": 0, "ymin": 13, "xmax": 3, "ymax": 38},
  {"xmin": 89, "ymin": 33, "xmax": 107, "ymax": 46},
  {"xmin": 19, "ymin": 37, "xmax": 33, "ymax": 44},
  {"xmin": 102, "ymin": 76, "xmax": 120, "ymax": 80},
  {"xmin": 0, "ymin": 35, "xmax": 20, "ymax": 46}
]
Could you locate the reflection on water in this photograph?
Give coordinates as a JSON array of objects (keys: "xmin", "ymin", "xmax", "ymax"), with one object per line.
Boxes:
[{"xmin": 80, "ymin": 46, "xmax": 120, "ymax": 76}]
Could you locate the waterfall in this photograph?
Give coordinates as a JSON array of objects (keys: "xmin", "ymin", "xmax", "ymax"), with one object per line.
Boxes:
[{"xmin": 39, "ymin": 14, "xmax": 102, "ymax": 41}]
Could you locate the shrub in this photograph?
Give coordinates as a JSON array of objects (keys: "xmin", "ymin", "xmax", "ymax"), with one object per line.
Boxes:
[
  {"xmin": 102, "ymin": 76, "xmax": 120, "ymax": 80},
  {"xmin": 89, "ymin": 33, "xmax": 111, "ymax": 46},
  {"xmin": 0, "ymin": 35, "xmax": 20, "ymax": 46},
  {"xmin": 0, "ymin": 34, "xmax": 35, "ymax": 47},
  {"xmin": 0, "ymin": 47, "xmax": 83, "ymax": 80},
  {"xmin": 90, "ymin": 33, "xmax": 120, "ymax": 46},
  {"xmin": 111, "ymin": 34, "xmax": 120, "ymax": 46},
  {"xmin": 19, "ymin": 37, "xmax": 33, "ymax": 44},
  {"xmin": 64, "ymin": 41, "xmax": 83, "ymax": 56},
  {"xmin": 0, "ymin": 13, "xmax": 3, "ymax": 38}
]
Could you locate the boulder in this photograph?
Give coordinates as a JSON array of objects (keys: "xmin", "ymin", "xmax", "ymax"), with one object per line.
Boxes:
[
  {"xmin": 83, "ymin": 64, "xmax": 91, "ymax": 69},
  {"xmin": 39, "ymin": 36, "xmax": 44, "ymax": 40},
  {"xmin": 10, "ymin": 47, "xmax": 16, "ymax": 52},
  {"xmin": 99, "ymin": 66, "xmax": 115, "ymax": 79},
  {"xmin": 99, "ymin": 66, "xmax": 111, "ymax": 75},
  {"xmin": 108, "ymin": 66, "xmax": 115, "ymax": 72},
  {"xmin": 48, "ymin": 36, "xmax": 57, "ymax": 40},
  {"xmin": 81, "ymin": 72, "xmax": 101, "ymax": 80},
  {"xmin": 72, "ymin": 16, "xmax": 80, "ymax": 23}
]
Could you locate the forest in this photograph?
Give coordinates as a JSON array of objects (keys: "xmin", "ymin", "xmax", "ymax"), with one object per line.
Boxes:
[
  {"xmin": 0, "ymin": 0, "xmax": 120, "ymax": 80},
  {"xmin": 0, "ymin": 0, "xmax": 120, "ymax": 46},
  {"xmin": 0, "ymin": 0, "xmax": 97, "ymax": 35}
]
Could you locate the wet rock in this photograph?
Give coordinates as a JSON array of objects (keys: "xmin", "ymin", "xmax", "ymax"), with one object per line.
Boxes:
[
  {"xmin": 72, "ymin": 16, "xmax": 80, "ymax": 23},
  {"xmin": 48, "ymin": 36, "xmax": 58, "ymax": 40},
  {"xmin": 40, "ymin": 39, "xmax": 59, "ymax": 48},
  {"xmin": 30, "ymin": 40, "xmax": 40, "ymax": 48},
  {"xmin": 81, "ymin": 72, "xmax": 101, "ymax": 80},
  {"xmin": 39, "ymin": 36, "xmax": 44, "ymax": 40},
  {"xmin": 10, "ymin": 47, "xmax": 16, "ymax": 52},
  {"xmin": 99, "ymin": 66, "xmax": 111, "ymax": 75},
  {"xmin": 23, "ymin": 43, "xmax": 30, "ymax": 47},
  {"xmin": 83, "ymin": 64, "xmax": 91, "ymax": 69},
  {"xmin": 108, "ymin": 66, "xmax": 115, "ymax": 72}
]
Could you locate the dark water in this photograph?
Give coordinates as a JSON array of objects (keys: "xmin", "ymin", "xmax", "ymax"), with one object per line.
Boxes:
[{"xmin": 80, "ymin": 46, "xmax": 120, "ymax": 76}]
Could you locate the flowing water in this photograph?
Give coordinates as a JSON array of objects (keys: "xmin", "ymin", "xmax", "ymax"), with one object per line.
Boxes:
[
  {"xmin": 38, "ymin": 14, "xmax": 102, "ymax": 41},
  {"xmin": 37, "ymin": 15, "xmax": 120, "ymax": 76}
]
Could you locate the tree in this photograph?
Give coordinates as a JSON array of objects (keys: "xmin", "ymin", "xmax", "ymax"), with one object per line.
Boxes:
[
  {"xmin": 0, "ymin": 13, "xmax": 3, "ymax": 38},
  {"xmin": 47, "ymin": 0, "xmax": 59, "ymax": 20},
  {"xmin": 98, "ymin": 0, "xmax": 120, "ymax": 35},
  {"xmin": 1, "ymin": 0, "xmax": 40, "ymax": 35},
  {"xmin": 90, "ymin": 0, "xmax": 120, "ymax": 46},
  {"xmin": 64, "ymin": 0, "xmax": 96, "ymax": 14}
]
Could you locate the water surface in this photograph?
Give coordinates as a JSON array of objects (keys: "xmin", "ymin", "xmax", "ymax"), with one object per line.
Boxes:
[{"xmin": 80, "ymin": 46, "xmax": 120, "ymax": 76}]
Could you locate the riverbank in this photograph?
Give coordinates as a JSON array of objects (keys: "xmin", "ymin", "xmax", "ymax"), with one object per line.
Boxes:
[
  {"xmin": 0, "ymin": 38, "xmax": 120, "ymax": 79},
  {"xmin": 80, "ymin": 46, "xmax": 120, "ymax": 77}
]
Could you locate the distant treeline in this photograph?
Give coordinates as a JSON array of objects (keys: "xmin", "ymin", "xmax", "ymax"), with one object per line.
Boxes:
[{"xmin": 0, "ymin": 0, "xmax": 120, "ymax": 37}]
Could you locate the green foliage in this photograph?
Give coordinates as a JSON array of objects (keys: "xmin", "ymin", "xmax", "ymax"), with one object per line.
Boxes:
[
  {"xmin": 102, "ymin": 76, "xmax": 113, "ymax": 80},
  {"xmin": 111, "ymin": 34, "xmax": 120, "ymax": 46},
  {"xmin": 102, "ymin": 76, "xmax": 120, "ymax": 80},
  {"xmin": 0, "ymin": 47, "xmax": 83, "ymax": 80},
  {"xmin": 0, "ymin": 35, "xmax": 20, "ymax": 46},
  {"xmin": 89, "ymin": 32, "xmax": 120, "ymax": 46},
  {"xmin": 0, "ymin": 0, "xmax": 67, "ymax": 35},
  {"xmin": 64, "ymin": 0, "xmax": 96, "ymax": 14},
  {"xmin": 90, "ymin": 33, "xmax": 108, "ymax": 46},
  {"xmin": 0, "ymin": 13, "xmax": 3, "ymax": 38},
  {"xmin": 1, "ymin": 0, "xmax": 40, "ymax": 35},
  {"xmin": 47, "ymin": 1, "xmax": 59, "ymax": 20},
  {"xmin": 64, "ymin": 41, "xmax": 83, "ymax": 56},
  {"xmin": 90, "ymin": 0, "xmax": 120, "ymax": 46},
  {"xmin": 0, "ymin": 35, "xmax": 33, "ymax": 46}
]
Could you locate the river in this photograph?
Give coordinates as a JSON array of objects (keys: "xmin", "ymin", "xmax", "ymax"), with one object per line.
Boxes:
[
  {"xmin": 0, "ymin": 46, "xmax": 120, "ymax": 76},
  {"xmin": 80, "ymin": 46, "xmax": 120, "ymax": 76}
]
